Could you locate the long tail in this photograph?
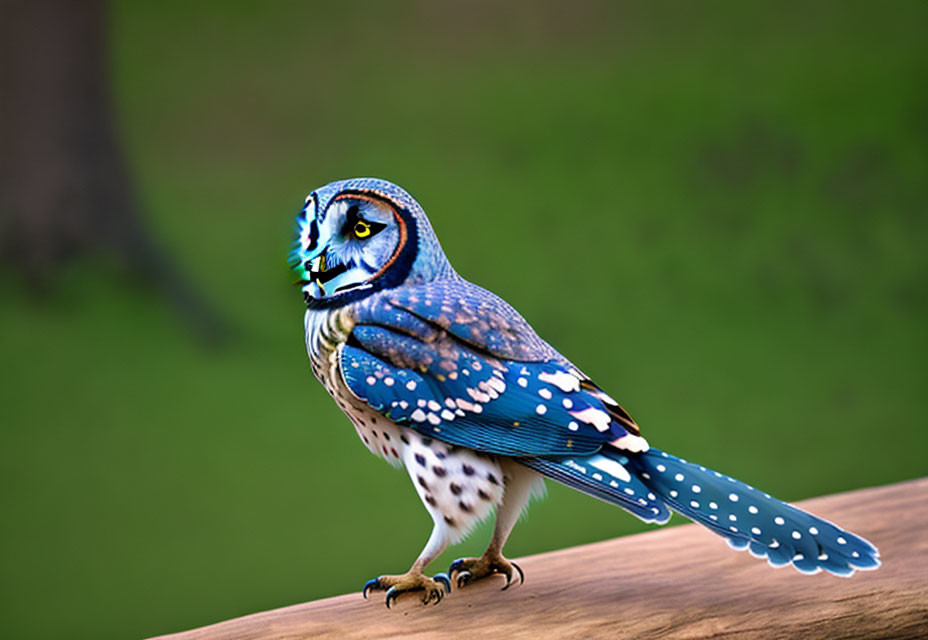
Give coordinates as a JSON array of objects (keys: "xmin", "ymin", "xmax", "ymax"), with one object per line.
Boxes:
[{"xmin": 522, "ymin": 447, "xmax": 880, "ymax": 577}]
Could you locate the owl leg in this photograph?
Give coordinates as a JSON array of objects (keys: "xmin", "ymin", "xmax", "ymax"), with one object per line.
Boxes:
[
  {"xmin": 449, "ymin": 461, "xmax": 544, "ymax": 590},
  {"xmin": 362, "ymin": 521, "xmax": 452, "ymax": 608},
  {"xmin": 363, "ymin": 437, "xmax": 504, "ymax": 608}
]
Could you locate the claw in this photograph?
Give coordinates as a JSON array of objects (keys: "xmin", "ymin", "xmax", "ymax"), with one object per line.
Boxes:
[
  {"xmin": 456, "ymin": 570, "xmax": 473, "ymax": 589},
  {"xmin": 384, "ymin": 586, "xmax": 399, "ymax": 609},
  {"xmin": 450, "ymin": 555, "xmax": 525, "ymax": 591},
  {"xmin": 449, "ymin": 558, "xmax": 465, "ymax": 577},
  {"xmin": 362, "ymin": 577, "xmax": 381, "ymax": 599},
  {"xmin": 427, "ymin": 586, "xmax": 444, "ymax": 605},
  {"xmin": 368, "ymin": 573, "xmax": 450, "ymax": 608},
  {"xmin": 501, "ymin": 562, "xmax": 524, "ymax": 590},
  {"xmin": 433, "ymin": 572, "xmax": 452, "ymax": 594}
]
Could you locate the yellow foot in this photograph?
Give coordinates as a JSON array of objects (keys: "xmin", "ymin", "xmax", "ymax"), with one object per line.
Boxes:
[
  {"xmin": 449, "ymin": 552, "xmax": 524, "ymax": 590},
  {"xmin": 362, "ymin": 571, "xmax": 451, "ymax": 608}
]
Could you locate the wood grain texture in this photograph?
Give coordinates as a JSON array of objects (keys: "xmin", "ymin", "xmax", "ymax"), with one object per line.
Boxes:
[{"xmin": 153, "ymin": 478, "xmax": 928, "ymax": 640}]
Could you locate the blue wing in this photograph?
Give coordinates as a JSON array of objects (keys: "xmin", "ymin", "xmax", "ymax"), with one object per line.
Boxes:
[
  {"xmin": 343, "ymin": 279, "xmax": 642, "ymax": 457},
  {"xmin": 341, "ymin": 337, "xmax": 609, "ymax": 456}
]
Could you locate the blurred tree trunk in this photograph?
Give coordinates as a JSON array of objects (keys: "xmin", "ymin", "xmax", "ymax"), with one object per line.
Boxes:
[{"xmin": 0, "ymin": 0, "xmax": 223, "ymax": 341}]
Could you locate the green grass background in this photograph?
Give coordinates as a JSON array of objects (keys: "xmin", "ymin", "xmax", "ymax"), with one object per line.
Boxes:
[{"xmin": 1, "ymin": 2, "xmax": 925, "ymax": 638}]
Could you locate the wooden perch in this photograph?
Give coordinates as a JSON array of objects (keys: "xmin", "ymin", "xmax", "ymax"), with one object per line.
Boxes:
[{"xmin": 153, "ymin": 478, "xmax": 928, "ymax": 640}]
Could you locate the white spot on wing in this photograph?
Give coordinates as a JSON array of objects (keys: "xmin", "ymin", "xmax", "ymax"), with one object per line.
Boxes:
[
  {"xmin": 538, "ymin": 371, "xmax": 581, "ymax": 392},
  {"xmin": 487, "ymin": 377, "xmax": 506, "ymax": 393},
  {"xmin": 612, "ymin": 434, "xmax": 649, "ymax": 452},
  {"xmin": 588, "ymin": 456, "xmax": 632, "ymax": 482},
  {"xmin": 570, "ymin": 407, "xmax": 611, "ymax": 432}
]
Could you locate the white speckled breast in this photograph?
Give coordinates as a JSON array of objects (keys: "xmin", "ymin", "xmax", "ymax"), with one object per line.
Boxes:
[{"xmin": 304, "ymin": 307, "xmax": 405, "ymax": 464}]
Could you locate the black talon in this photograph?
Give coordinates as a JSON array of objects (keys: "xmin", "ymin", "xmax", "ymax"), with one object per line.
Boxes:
[
  {"xmin": 513, "ymin": 562, "xmax": 525, "ymax": 586},
  {"xmin": 385, "ymin": 586, "xmax": 399, "ymax": 609},
  {"xmin": 362, "ymin": 577, "xmax": 381, "ymax": 599},
  {"xmin": 501, "ymin": 569, "xmax": 513, "ymax": 590}
]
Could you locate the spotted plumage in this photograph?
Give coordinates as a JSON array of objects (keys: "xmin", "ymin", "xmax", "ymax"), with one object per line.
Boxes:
[{"xmin": 292, "ymin": 177, "xmax": 879, "ymax": 607}]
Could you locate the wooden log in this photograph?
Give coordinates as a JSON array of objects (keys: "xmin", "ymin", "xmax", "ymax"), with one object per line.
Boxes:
[{"xmin": 153, "ymin": 478, "xmax": 928, "ymax": 640}]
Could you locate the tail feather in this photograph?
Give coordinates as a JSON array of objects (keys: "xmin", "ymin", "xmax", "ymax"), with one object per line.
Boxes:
[
  {"xmin": 521, "ymin": 452, "xmax": 670, "ymax": 524},
  {"xmin": 524, "ymin": 447, "xmax": 879, "ymax": 577},
  {"xmin": 627, "ymin": 448, "xmax": 880, "ymax": 576}
]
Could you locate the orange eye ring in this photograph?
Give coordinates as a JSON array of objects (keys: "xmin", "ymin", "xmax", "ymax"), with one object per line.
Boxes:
[{"xmin": 354, "ymin": 221, "xmax": 371, "ymax": 238}]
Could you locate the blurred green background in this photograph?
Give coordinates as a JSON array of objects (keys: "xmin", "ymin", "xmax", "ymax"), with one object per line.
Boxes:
[{"xmin": 1, "ymin": 1, "xmax": 926, "ymax": 638}]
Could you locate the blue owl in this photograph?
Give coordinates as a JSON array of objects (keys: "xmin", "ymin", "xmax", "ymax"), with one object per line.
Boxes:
[{"xmin": 290, "ymin": 178, "xmax": 879, "ymax": 608}]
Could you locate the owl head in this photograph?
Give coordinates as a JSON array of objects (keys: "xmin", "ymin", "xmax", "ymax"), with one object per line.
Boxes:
[{"xmin": 290, "ymin": 178, "xmax": 454, "ymax": 307}]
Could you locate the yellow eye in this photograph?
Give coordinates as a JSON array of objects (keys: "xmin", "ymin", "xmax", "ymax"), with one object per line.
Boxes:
[{"xmin": 354, "ymin": 221, "xmax": 371, "ymax": 238}]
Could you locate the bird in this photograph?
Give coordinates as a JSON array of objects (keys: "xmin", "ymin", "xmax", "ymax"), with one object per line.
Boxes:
[{"xmin": 290, "ymin": 177, "xmax": 880, "ymax": 608}]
